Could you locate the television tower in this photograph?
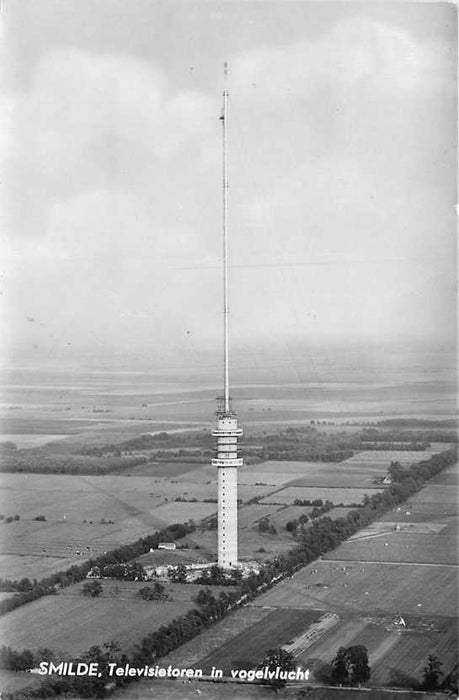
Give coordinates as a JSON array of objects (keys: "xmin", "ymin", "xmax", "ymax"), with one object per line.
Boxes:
[{"xmin": 211, "ymin": 63, "xmax": 243, "ymax": 569}]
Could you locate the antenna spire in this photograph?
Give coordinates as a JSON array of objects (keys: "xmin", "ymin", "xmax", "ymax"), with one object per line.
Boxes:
[{"xmin": 222, "ymin": 62, "xmax": 230, "ymax": 413}]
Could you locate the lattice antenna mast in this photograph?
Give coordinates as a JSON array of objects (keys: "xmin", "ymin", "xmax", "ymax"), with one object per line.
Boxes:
[{"xmin": 222, "ymin": 61, "xmax": 230, "ymax": 414}]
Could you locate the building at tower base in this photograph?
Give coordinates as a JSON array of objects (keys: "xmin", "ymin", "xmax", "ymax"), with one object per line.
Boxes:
[{"xmin": 212, "ymin": 401, "xmax": 242, "ymax": 569}]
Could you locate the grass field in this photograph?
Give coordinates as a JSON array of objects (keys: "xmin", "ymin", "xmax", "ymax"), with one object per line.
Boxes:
[
  {"xmin": 158, "ymin": 606, "xmax": 273, "ymax": 670},
  {"xmin": 0, "ymin": 579, "xmax": 219, "ymax": 655},
  {"xmin": 268, "ymin": 505, "xmax": 314, "ymax": 528},
  {"xmin": 413, "ymin": 484, "xmax": 458, "ymax": 505},
  {"xmin": 242, "ymin": 460, "xmax": 393, "ymax": 489},
  {"xmin": 198, "ymin": 608, "xmax": 321, "ymax": 673},
  {"xmin": 116, "ymin": 678, "xmax": 449, "ymax": 700},
  {"xmin": 137, "ymin": 548, "xmax": 214, "ymax": 567},
  {"xmin": 296, "ymin": 613, "xmax": 458, "ymax": 688},
  {"xmin": 342, "ymin": 446, "xmax": 455, "ymax": 466},
  {"xmin": 380, "ymin": 502, "xmax": 458, "ymax": 522},
  {"xmin": 150, "ymin": 501, "xmax": 218, "ymax": 522},
  {"xmin": 0, "ymin": 554, "xmax": 71, "ymax": 581},
  {"xmin": 368, "ymin": 617, "xmax": 458, "ymax": 687},
  {"xmin": 236, "ymin": 504, "xmax": 284, "ymax": 529},
  {"xmin": 330, "ymin": 528, "xmax": 458, "ymax": 565},
  {"xmin": 190, "ymin": 527, "xmax": 295, "ymax": 563},
  {"xmin": 259, "ymin": 486, "xmax": 383, "ymax": 506},
  {"xmin": 126, "ymin": 461, "xmax": 203, "ymax": 478},
  {"xmin": 0, "ymin": 469, "xmax": 275, "ymax": 580},
  {"xmin": 326, "ymin": 478, "xmax": 458, "ymax": 565},
  {"xmin": 252, "ymin": 560, "xmax": 457, "ymax": 617}
]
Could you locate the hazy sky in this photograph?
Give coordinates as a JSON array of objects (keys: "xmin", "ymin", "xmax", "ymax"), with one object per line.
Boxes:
[{"xmin": 1, "ymin": 0, "xmax": 457, "ymax": 363}]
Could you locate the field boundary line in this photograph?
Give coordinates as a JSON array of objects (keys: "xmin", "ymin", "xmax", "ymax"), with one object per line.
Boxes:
[{"xmin": 324, "ymin": 559, "xmax": 458, "ymax": 568}]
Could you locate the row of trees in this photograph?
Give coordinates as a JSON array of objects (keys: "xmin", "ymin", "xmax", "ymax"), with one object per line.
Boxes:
[
  {"xmin": 0, "ymin": 514, "xmax": 20, "ymax": 523},
  {"xmin": 361, "ymin": 425, "xmax": 457, "ymax": 443},
  {"xmin": 0, "ymin": 453, "xmax": 148, "ymax": 475},
  {"xmin": 97, "ymin": 562, "xmax": 147, "ymax": 581},
  {"xmin": 0, "ymin": 577, "xmax": 36, "ymax": 593}
]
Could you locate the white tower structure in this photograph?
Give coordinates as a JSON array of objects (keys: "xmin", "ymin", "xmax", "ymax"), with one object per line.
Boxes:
[{"xmin": 211, "ymin": 64, "xmax": 243, "ymax": 569}]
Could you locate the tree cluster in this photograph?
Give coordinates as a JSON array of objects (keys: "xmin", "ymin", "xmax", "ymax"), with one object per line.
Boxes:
[
  {"xmin": 257, "ymin": 648, "xmax": 296, "ymax": 691},
  {"xmin": 82, "ymin": 580, "xmax": 103, "ymax": 598},
  {"xmin": 137, "ymin": 582, "xmax": 167, "ymax": 601},
  {"xmin": 258, "ymin": 517, "xmax": 277, "ymax": 534},
  {"xmin": 194, "ymin": 565, "xmax": 242, "ymax": 586},
  {"xmin": 331, "ymin": 645, "xmax": 370, "ymax": 686},
  {"xmin": 98, "ymin": 562, "xmax": 146, "ymax": 581}
]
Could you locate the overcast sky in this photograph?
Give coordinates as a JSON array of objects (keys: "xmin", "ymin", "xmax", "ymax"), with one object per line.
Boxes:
[{"xmin": 1, "ymin": 1, "xmax": 457, "ymax": 363}]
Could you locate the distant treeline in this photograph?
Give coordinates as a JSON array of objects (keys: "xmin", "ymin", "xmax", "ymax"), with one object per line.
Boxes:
[
  {"xmin": 0, "ymin": 453, "xmax": 148, "ymax": 475},
  {"xmin": 80, "ymin": 430, "xmax": 213, "ymax": 456},
  {"xmin": 376, "ymin": 418, "xmax": 457, "ymax": 429},
  {"xmin": 1, "ymin": 448, "xmax": 456, "ymax": 700},
  {"xmin": 360, "ymin": 427, "xmax": 457, "ymax": 444},
  {"xmin": 2, "ymin": 422, "xmax": 452, "ymax": 474},
  {"xmin": 248, "ymin": 425, "xmax": 431, "ymax": 461}
]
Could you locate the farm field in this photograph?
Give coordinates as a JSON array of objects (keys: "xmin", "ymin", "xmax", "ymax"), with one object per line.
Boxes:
[
  {"xmin": 368, "ymin": 616, "xmax": 458, "ymax": 687},
  {"xmin": 137, "ymin": 547, "xmax": 214, "ymax": 568},
  {"xmin": 327, "ymin": 480, "xmax": 458, "ymax": 565},
  {"xmin": 149, "ymin": 501, "xmax": 218, "ymax": 522},
  {"xmin": 412, "ymin": 483, "xmax": 458, "ymax": 504},
  {"xmin": 0, "ymin": 554, "xmax": 72, "ymax": 581},
  {"xmin": 236, "ymin": 503, "xmax": 284, "ymax": 529},
  {"xmin": 259, "ymin": 486, "xmax": 383, "ymax": 506},
  {"xmin": 158, "ymin": 605, "xmax": 273, "ymax": 670},
  {"xmin": 252, "ymin": 560, "xmax": 457, "ymax": 617},
  {"xmin": 0, "ymin": 579, "xmax": 219, "ymax": 656},
  {"xmin": 242, "ymin": 461, "xmax": 388, "ymax": 489},
  {"xmin": 269, "ymin": 505, "xmax": 315, "ymax": 528},
  {"xmin": 295, "ymin": 613, "xmax": 458, "ymax": 688},
  {"xmin": 126, "ymin": 461, "xmax": 203, "ymax": 478},
  {"xmin": 198, "ymin": 608, "xmax": 321, "ymax": 673},
  {"xmin": 0, "ymin": 469, "xmax": 276, "ymax": 580},
  {"xmin": 117, "ymin": 678, "xmax": 448, "ymax": 700},
  {"xmin": 192, "ymin": 526, "xmax": 295, "ymax": 563},
  {"xmin": 0, "ymin": 454, "xmax": 395, "ymax": 581},
  {"xmin": 429, "ymin": 462, "xmax": 458, "ymax": 485},
  {"xmin": 333, "ymin": 527, "xmax": 458, "ymax": 565},
  {"xmin": 380, "ymin": 501, "xmax": 457, "ymax": 523},
  {"xmin": 287, "ymin": 468, "xmax": 387, "ymax": 489},
  {"xmin": 342, "ymin": 445, "xmax": 454, "ymax": 466}
]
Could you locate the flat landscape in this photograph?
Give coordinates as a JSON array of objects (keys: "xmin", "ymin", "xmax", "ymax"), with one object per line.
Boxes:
[
  {"xmin": 2, "ymin": 444, "xmax": 434, "ymax": 578},
  {"xmin": 0, "ymin": 352, "xmax": 457, "ymax": 698}
]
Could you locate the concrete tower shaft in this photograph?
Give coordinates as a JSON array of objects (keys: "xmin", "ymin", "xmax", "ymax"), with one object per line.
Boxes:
[{"xmin": 212, "ymin": 411, "xmax": 242, "ymax": 568}]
